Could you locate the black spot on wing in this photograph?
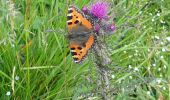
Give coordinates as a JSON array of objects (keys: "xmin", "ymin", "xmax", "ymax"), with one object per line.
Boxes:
[
  {"xmin": 74, "ymin": 20, "xmax": 79, "ymax": 24},
  {"xmin": 77, "ymin": 47, "xmax": 82, "ymax": 50},
  {"xmin": 71, "ymin": 52, "xmax": 77, "ymax": 56},
  {"xmin": 68, "ymin": 22, "xmax": 72, "ymax": 25},
  {"xmin": 71, "ymin": 48, "xmax": 75, "ymax": 50},
  {"xmin": 68, "ymin": 10, "xmax": 73, "ymax": 14},
  {"xmin": 73, "ymin": 58, "xmax": 79, "ymax": 61},
  {"xmin": 67, "ymin": 16, "xmax": 73, "ymax": 21}
]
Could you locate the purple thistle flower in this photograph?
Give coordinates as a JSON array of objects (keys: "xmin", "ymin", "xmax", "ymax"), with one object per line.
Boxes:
[
  {"xmin": 105, "ymin": 23, "xmax": 115, "ymax": 31},
  {"xmin": 82, "ymin": 2, "xmax": 116, "ymax": 35},
  {"xmin": 108, "ymin": 24, "xmax": 116, "ymax": 32},
  {"xmin": 100, "ymin": 23, "xmax": 116, "ymax": 35},
  {"xmin": 94, "ymin": 24, "xmax": 100, "ymax": 33},
  {"xmin": 90, "ymin": 2, "xmax": 109, "ymax": 19},
  {"xmin": 82, "ymin": 6, "xmax": 89, "ymax": 14}
]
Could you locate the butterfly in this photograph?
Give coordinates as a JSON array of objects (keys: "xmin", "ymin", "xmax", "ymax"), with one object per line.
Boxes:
[{"xmin": 66, "ymin": 5, "xmax": 96, "ymax": 63}]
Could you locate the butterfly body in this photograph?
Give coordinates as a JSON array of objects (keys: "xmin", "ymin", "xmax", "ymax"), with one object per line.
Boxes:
[{"xmin": 67, "ymin": 6, "xmax": 95, "ymax": 63}]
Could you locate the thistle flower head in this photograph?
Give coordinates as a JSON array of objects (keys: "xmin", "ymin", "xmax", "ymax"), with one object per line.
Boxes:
[
  {"xmin": 90, "ymin": 2, "xmax": 108, "ymax": 19},
  {"xmin": 98, "ymin": 23, "xmax": 116, "ymax": 35},
  {"xmin": 82, "ymin": 2, "xmax": 115, "ymax": 35},
  {"xmin": 108, "ymin": 24, "xmax": 116, "ymax": 31},
  {"xmin": 82, "ymin": 6, "xmax": 89, "ymax": 14},
  {"xmin": 94, "ymin": 24, "xmax": 100, "ymax": 33}
]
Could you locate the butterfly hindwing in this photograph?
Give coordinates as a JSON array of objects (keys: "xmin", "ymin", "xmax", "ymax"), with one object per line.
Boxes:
[
  {"xmin": 69, "ymin": 34, "xmax": 95, "ymax": 63},
  {"xmin": 67, "ymin": 6, "xmax": 95, "ymax": 63}
]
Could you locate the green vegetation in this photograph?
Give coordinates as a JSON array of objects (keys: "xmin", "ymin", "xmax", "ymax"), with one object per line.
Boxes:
[{"xmin": 0, "ymin": 0, "xmax": 169, "ymax": 99}]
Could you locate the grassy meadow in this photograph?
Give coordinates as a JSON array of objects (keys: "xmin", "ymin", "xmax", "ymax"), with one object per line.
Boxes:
[{"xmin": 0, "ymin": 0, "xmax": 170, "ymax": 99}]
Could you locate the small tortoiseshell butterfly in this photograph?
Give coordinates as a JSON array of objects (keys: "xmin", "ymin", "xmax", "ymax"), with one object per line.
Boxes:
[{"xmin": 67, "ymin": 5, "xmax": 95, "ymax": 63}]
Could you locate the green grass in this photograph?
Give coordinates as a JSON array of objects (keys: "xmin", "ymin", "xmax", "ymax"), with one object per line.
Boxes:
[{"xmin": 0, "ymin": 0, "xmax": 170, "ymax": 99}]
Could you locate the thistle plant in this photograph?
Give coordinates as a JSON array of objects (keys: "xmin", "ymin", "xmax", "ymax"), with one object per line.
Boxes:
[{"xmin": 81, "ymin": 1, "xmax": 116, "ymax": 99}]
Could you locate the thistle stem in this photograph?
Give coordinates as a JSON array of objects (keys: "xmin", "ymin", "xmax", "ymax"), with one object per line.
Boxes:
[{"xmin": 93, "ymin": 36, "xmax": 111, "ymax": 99}]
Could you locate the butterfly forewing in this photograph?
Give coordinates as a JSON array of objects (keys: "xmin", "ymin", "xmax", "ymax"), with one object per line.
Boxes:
[{"xmin": 67, "ymin": 6, "xmax": 93, "ymax": 32}]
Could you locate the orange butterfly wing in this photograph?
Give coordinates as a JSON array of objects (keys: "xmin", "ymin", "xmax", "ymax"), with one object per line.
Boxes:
[
  {"xmin": 67, "ymin": 6, "xmax": 93, "ymax": 32},
  {"xmin": 69, "ymin": 35, "xmax": 94, "ymax": 63},
  {"xmin": 67, "ymin": 6, "xmax": 95, "ymax": 63}
]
